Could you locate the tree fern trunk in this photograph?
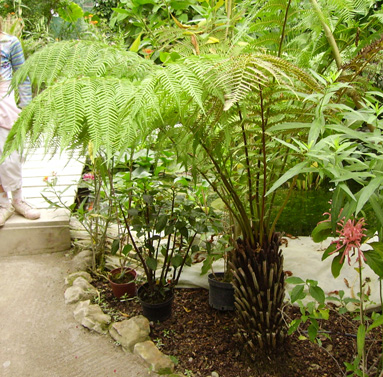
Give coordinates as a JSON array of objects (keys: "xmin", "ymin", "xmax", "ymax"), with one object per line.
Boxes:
[{"xmin": 230, "ymin": 232, "xmax": 286, "ymax": 354}]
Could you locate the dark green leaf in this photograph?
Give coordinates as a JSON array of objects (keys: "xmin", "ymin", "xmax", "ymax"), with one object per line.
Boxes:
[
  {"xmin": 201, "ymin": 255, "xmax": 214, "ymax": 275},
  {"xmin": 143, "ymin": 194, "xmax": 153, "ymax": 204},
  {"xmin": 128, "ymin": 208, "xmax": 139, "ymax": 217},
  {"xmin": 290, "ymin": 285, "xmax": 306, "ymax": 303},
  {"xmin": 309, "ymin": 285, "xmax": 325, "ymax": 305},
  {"xmin": 171, "ymin": 254, "xmax": 184, "ymax": 268},
  {"xmin": 146, "ymin": 257, "xmax": 157, "ymax": 271},
  {"xmin": 179, "ymin": 227, "xmax": 188, "ymax": 238},
  {"xmin": 111, "ymin": 239, "xmax": 120, "ymax": 255},
  {"xmin": 356, "ymin": 176, "xmax": 383, "ymax": 215},
  {"xmin": 364, "ymin": 245, "xmax": 383, "ymax": 278},
  {"xmin": 122, "ymin": 244, "xmax": 133, "ymax": 256},
  {"xmin": 357, "ymin": 324, "xmax": 366, "ymax": 358},
  {"xmin": 285, "ymin": 276, "xmax": 305, "ymax": 285},
  {"xmin": 156, "ymin": 215, "xmax": 168, "ymax": 232},
  {"xmin": 367, "ymin": 314, "xmax": 383, "ymax": 332},
  {"xmin": 331, "ymin": 253, "xmax": 344, "ymax": 278},
  {"xmin": 311, "ymin": 221, "xmax": 332, "ymax": 243},
  {"xmin": 369, "ymin": 194, "xmax": 383, "ymax": 228},
  {"xmin": 331, "ymin": 185, "xmax": 347, "ymax": 232},
  {"xmin": 322, "ymin": 243, "xmax": 337, "ymax": 261},
  {"xmin": 308, "ymin": 320, "xmax": 319, "ymax": 342}
]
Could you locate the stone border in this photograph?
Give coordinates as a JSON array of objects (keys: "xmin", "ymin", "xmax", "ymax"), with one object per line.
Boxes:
[{"xmin": 64, "ymin": 270, "xmax": 180, "ymax": 376}]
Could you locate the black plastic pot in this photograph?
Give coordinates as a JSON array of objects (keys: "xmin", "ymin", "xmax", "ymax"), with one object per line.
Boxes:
[
  {"xmin": 137, "ymin": 284, "xmax": 174, "ymax": 322},
  {"xmin": 208, "ymin": 272, "xmax": 235, "ymax": 311}
]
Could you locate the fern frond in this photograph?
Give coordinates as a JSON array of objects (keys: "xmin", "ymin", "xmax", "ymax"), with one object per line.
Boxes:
[
  {"xmin": 5, "ymin": 77, "xmax": 141, "ymax": 159},
  {"xmin": 11, "ymin": 40, "xmax": 154, "ymax": 92}
]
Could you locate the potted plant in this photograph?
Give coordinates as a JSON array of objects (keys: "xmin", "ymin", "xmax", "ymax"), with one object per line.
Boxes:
[
  {"xmin": 108, "ymin": 239, "xmax": 137, "ymax": 299},
  {"xmin": 200, "ymin": 209, "xmax": 235, "ymax": 311},
  {"xmin": 115, "ymin": 159, "xmax": 218, "ymax": 322}
]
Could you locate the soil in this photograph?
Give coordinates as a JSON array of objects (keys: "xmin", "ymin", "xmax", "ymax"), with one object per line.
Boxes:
[
  {"xmin": 92, "ymin": 277, "xmax": 383, "ymax": 377},
  {"xmin": 109, "ymin": 267, "xmax": 136, "ymax": 284}
]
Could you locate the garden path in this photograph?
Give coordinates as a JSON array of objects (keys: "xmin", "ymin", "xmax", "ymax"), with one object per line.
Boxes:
[{"xmin": 0, "ymin": 252, "xmax": 155, "ymax": 377}]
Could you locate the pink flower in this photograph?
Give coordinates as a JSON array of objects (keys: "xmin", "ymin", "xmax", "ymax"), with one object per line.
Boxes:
[
  {"xmin": 83, "ymin": 173, "xmax": 95, "ymax": 181},
  {"xmin": 330, "ymin": 218, "xmax": 367, "ymax": 265}
]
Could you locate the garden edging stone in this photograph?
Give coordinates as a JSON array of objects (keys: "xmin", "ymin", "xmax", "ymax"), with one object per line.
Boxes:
[
  {"xmin": 64, "ymin": 276, "xmax": 98, "ymax": 304},
  {"xmin": 65, "ymin": 270, "xmax": 177, "ymax": 375},
  {"xmin": 109, "ymin": 316, "xmax": 150, "ymax": 352},
  {"xmin": 133, "ymin": 340, "xmax": 175, "ymax": 374},
  {"xmin": 73, "ymin": 300, "xmax": 111, "ymax": 334}
]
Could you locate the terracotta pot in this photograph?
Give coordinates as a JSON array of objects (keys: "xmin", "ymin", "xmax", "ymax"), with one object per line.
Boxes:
[
  {"xmin": 108, "ymin": 267, "xmax": 137, "ymax": 299},
  {"xmin": 137, "ymin": 284, "xmax": 174, "ymax": 322},
  {"xmin": 208, "ymin": 272, "xmax": 235, "ymax": 311}
]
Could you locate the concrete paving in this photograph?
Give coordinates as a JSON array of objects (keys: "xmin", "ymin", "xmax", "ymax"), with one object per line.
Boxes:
[{"xmin": 0, "ymin": 252, "xmax": 154, "ymax": 377}]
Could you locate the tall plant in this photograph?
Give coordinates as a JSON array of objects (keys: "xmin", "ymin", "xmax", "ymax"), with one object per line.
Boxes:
[{"xmin": 4, "ymin": 38, "xmax": 321, "ymax": 353}]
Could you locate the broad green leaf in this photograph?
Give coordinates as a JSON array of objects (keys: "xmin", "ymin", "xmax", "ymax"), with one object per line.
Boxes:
[
  {"xmin": 171, "ymin": 254, "xmax": 184, "ymax": 268},
  {"xmin": 266, "ymin": 161, "xmax": 308, "ymax": 196},
  {"xmin": 308, "ymin": 320, "xmax": 319, "ymax": 342},
  {"xmin": 290, "ymin": 285, "xmax": 306, "ymax": 303},
  {"xmin": 130, "ymin": 33, "xmax": 142, "ymax": 52},
  {"xmin": 312, "ymin": 221, "xmax": 332, "ymax": 243},
  {"xmin": 307, "ymin": 279, "xmax": 318, "ymax": 287},
  {"xmin": 179, "ymin": 227, "xmax": 188, "ymax": 238},
  {"xmin": 369, "ymin": 194, "xmax": 383, "ymax": 228},
  {"xmin": 364, "ymin": 245, "xmax": 383, "ymax": 278},
  {"xmin": 357, "ymin": 324, "xmax": 366, "ymax": 358},
  {"xmin": 268, "ymin": 122, "xmax": 312, "ymax": 132},
  {"xmin": 319, "ymin": 308, "xmax": 329, "ymax": 320},
  {"xmin": 331, "ymin": 253, "xmax": 344, "ymax": 278},
  {"xmin": 288, "ymin": 318, "xmax": 301, "ymax": 335},
  {"xmin": 156, "ymin": 215, "xmax": 168, "ymax": 232},
  {"xmin": 308, "ymin": 118, "xmax": 324, "ymax": 145},
  {"xmin": 122, "ymin": 244, "xmax": 133, "ymax": 256},
  {"xmin": 143, "ymin": 194, "xmax": 153, "ymax": 204},
  {"xmin": 285, "ymin": 276, "xmax": 305, "ymax": 285},
  {"xmin": 309, "ymin": 285, "xmax": 325, "ymax": 305},
  {"xmin": 321, "ymin": 243, "xmax": 337, "ymax": 261},
  {"xmin": 111, "ymin": 239, "xmax": 120, "ymax": 255},
  {"xmin": 112, "ymin": 8, "xmax": 131, "ymax": 15},
  {"xmin": 146, "ymin": 257, "xmax": 157, "ymax": 271},
  {"xmin": 355, "ymin": 176, "xmax": 383, "ymax": 215},
  {"xmin": 132, "ymin": 0, "xmax": 156, "ymax": 5},
  {"xmin": 331, "ymin": 186, "xmax": 345, "ymax": 232},
  {"xmin": 201, "ymin": 255, "xmax": 214, "ymax": 275},
  {"xmin": 367, "ymin": 314, "xmax": 383, "ymax": 332},
  {"xmin": 57, "ymin": 1, "xmax": 83, "ymax": 23}
]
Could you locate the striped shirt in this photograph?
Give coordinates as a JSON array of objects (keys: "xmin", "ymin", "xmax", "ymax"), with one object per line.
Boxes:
[{"xmin": 0, "ymin": 33, "xmax": 32, "ymax": 108}]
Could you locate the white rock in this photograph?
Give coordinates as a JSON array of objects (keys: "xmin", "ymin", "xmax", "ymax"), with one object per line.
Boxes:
[
  {"xmin": 109, "ymin": 315, "xmax": 150, "ymax": 352},
  {"xmin": 71, "ymin": 249, "xmax": 93, "ymax": 271},
  {"xmin": 64, "ymin": 277, "xmax": 98, "ymax": 304},
  {"xmin": 73, "ymin": 300, "xmax": 111, "ymax": 334},
  {"xmin": 134, "ymin": 340, "xmax": 175, "ymax": 374},
  {"xmin": 65, "ymin": 271, "xmax": 92, "ymax": 286}
]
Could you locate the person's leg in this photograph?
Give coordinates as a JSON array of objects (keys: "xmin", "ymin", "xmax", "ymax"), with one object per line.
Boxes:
[
  {"xmin": 0, "ymin": 183, "xmax": 14, "ymax": 226},
  {"xmin": 0, "ymin": 128, "xmax": 40, "ymax": 222}
]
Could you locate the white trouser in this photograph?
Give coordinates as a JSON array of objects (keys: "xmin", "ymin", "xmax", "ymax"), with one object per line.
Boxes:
[
  {"xmin": 0, "ymin": 127, "xmax": 22, "ymax": 191},
  {"xmin": 0, "ymin": 81, "xmax": 22, "ymax": 192}
]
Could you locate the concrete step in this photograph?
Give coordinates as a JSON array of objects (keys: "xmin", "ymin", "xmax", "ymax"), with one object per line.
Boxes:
[{"xmin": 0, "ymin": 208, "xmax": 71, "ymax": 256}]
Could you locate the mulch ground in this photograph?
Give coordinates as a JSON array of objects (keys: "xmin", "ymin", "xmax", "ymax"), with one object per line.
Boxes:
[{"xmin": 92, "ymin": 276, "xmax": 382, "ymax": 377}]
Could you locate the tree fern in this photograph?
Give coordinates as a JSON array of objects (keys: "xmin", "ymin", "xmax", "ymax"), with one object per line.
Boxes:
[
  {"xmin": 5, "ymin": 77, "xmax": 146, "ymax": 158},
  {"xmin": 11, "ymin": 40, "xmax": 154, "ymax": 92}
]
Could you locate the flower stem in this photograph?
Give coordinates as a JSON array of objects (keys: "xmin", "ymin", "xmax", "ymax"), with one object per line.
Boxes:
[{"xmin": 358, "ymin": 256, "xmax": 366, "ymax": 377}]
